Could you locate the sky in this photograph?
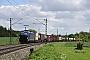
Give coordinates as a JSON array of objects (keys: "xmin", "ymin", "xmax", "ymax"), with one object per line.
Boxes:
[{"xmin": 0, "ymin": 0, "xmax": 90, "ymax": 35}]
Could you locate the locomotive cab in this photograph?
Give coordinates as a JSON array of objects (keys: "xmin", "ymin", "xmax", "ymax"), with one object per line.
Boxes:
[
  {"xmin": 19, "ymin": 30, "xmax": 29, "ymax": 43},
  {"xmin": 19, "ymin": 30, "xmax": 36, "ymax": 43}
]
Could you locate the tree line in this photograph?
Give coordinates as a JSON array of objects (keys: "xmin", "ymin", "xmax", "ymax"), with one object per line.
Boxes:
[
  {"xmin": 0, "ymin": 26, "xmax": 19, "ymax": 37},
  {"xmin": 61, "ymin": 31, "xmax": 90, "ymax": 42},
  {"xmin": 0, "ymin": 25, "xmax": 90, "ymax": 42},
  {"xmin": 0, "ymin": 26, "xmax": 37, "ymax": 37}
]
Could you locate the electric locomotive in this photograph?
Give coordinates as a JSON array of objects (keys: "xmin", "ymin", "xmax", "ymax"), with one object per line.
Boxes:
[{"xmin": 19, "ymin": 30, "xmax": 36, "ymax": 43}]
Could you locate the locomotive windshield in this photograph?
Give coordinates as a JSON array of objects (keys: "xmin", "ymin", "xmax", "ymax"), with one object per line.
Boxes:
[{"xmin": 20, "ymin": 31, "xmax": 28, "ymax": 35}]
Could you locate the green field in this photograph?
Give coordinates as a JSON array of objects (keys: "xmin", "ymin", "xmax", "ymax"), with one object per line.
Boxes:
[
  {"xmin": 64, "ymin": 42, "xmax": 90, "ymax": 48},
  {"xmin": 28, "ymin": 42, "xmax": 90, "ymax": 60},
  {"xmin": 0, "ymin": 37, "xmax": 19, "ymax": 45}
]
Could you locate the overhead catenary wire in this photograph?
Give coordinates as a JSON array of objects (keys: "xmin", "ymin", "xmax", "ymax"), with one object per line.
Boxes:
[
  {"xmin": 12, "ymin": 0, "xmax": 31, "ymax": 20},
  {"xmin": 7, "ymin": 0, "xmax": 30, "ymax": 20},
  {"xmin": 23, "ymin": 0, "xmax": 39, "ymax": 16},
  {"xmin": 0, "ymin": 1, "xmax": 11, "ymax": 20},
  {"xmin": 23, "ymin": 0, "xmax": 48, "ymax": 35},
  {"xmin": 23, "ymin": 0, "xmax": 47, "ymax": 26},
  {"xmin": 12, "ymin": 18, "xmax": 22, "ymax": 25},
  {"xmin": 0, "ymin": 4, "xmax": 10, "ymax": 19},
  {"xmin": 0, "ymin": 13, "xmax": 10, "ymax": 19},
  {"xmin": 35, "ymin": 19, "xmax": 46, "ymax": 26},
  {"xmin": 23, "ymin": 0, "xmax": 44, "ymax": 25},
  {"xmin": 8, "ymin": 0, "xmax": 47, "ymax": 29},
  {"xmin": 7, "ymin": 0, "xmax": 24, "ymax": 15}
]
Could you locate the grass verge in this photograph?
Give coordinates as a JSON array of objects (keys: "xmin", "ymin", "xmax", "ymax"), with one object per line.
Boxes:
[
  {"xmin": 28, "ymin": 42, "xmax": 90, "ymax": 60},
  {"xmin": 0, "ymin": 37, "xmax": 19, "ymax": 45}
]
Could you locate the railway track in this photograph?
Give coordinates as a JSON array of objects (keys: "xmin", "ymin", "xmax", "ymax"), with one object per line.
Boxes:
[{"xmin": 0, "ymin": 43, "xmax": 44, "ymax": 56}]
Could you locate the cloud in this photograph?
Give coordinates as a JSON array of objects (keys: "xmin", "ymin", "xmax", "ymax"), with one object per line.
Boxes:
[
  {"xmin": 0, "ymin": 0, "xmax": 90, "ymax": 35},
  {"xmin": 55, "ymin": 11, "xmax": 76, "ymax": 19},
  {"xmin": 0, "ymin": 5, "xmax": 55, "ymax": 34},
  {"xmin": 31, "ymin": 0, "xmax": 85, "ymax": 11},
  {"xmin": 81, "ymin": 0, "xmax": 90, "ymax": 9}
]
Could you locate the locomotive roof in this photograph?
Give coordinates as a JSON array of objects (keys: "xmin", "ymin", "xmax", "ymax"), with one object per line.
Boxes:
[
  {"xmin": 20, "ymin": 30, "xmax": 34, "ymax": 33},
  {"xmin": 21, "ymin": 29, "xmax": 29, "ymax": 31}
]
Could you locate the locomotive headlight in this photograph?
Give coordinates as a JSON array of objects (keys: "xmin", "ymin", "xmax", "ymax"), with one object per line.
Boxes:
[
  {"xmin": 27, "ymin": 37, "xmax": 28, "ymax": 39},
  {"xmin": 19, "ymin": 37, "xmax": 20, "ymax": 39}
]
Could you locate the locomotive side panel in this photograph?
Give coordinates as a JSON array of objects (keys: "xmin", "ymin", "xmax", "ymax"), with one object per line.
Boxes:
[{"xmin": 28, "ymin": 33, "xmax": 36, "ymax": 42}]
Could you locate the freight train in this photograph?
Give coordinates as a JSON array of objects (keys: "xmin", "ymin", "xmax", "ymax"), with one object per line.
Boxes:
[
  {"xmin": 19, "ymin": 30, "xmax": 78, "ymax": 43},
  {"xmin": 38, "ymin": 33, "xmax": 59, "ymax": 42},
  {"xmin": 38, "ymin": 34, "xmax": 78, "ymax": 42},
  {"xmin": 19, "ymin": 30, "xmax": 59, "ymax": 43}
]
